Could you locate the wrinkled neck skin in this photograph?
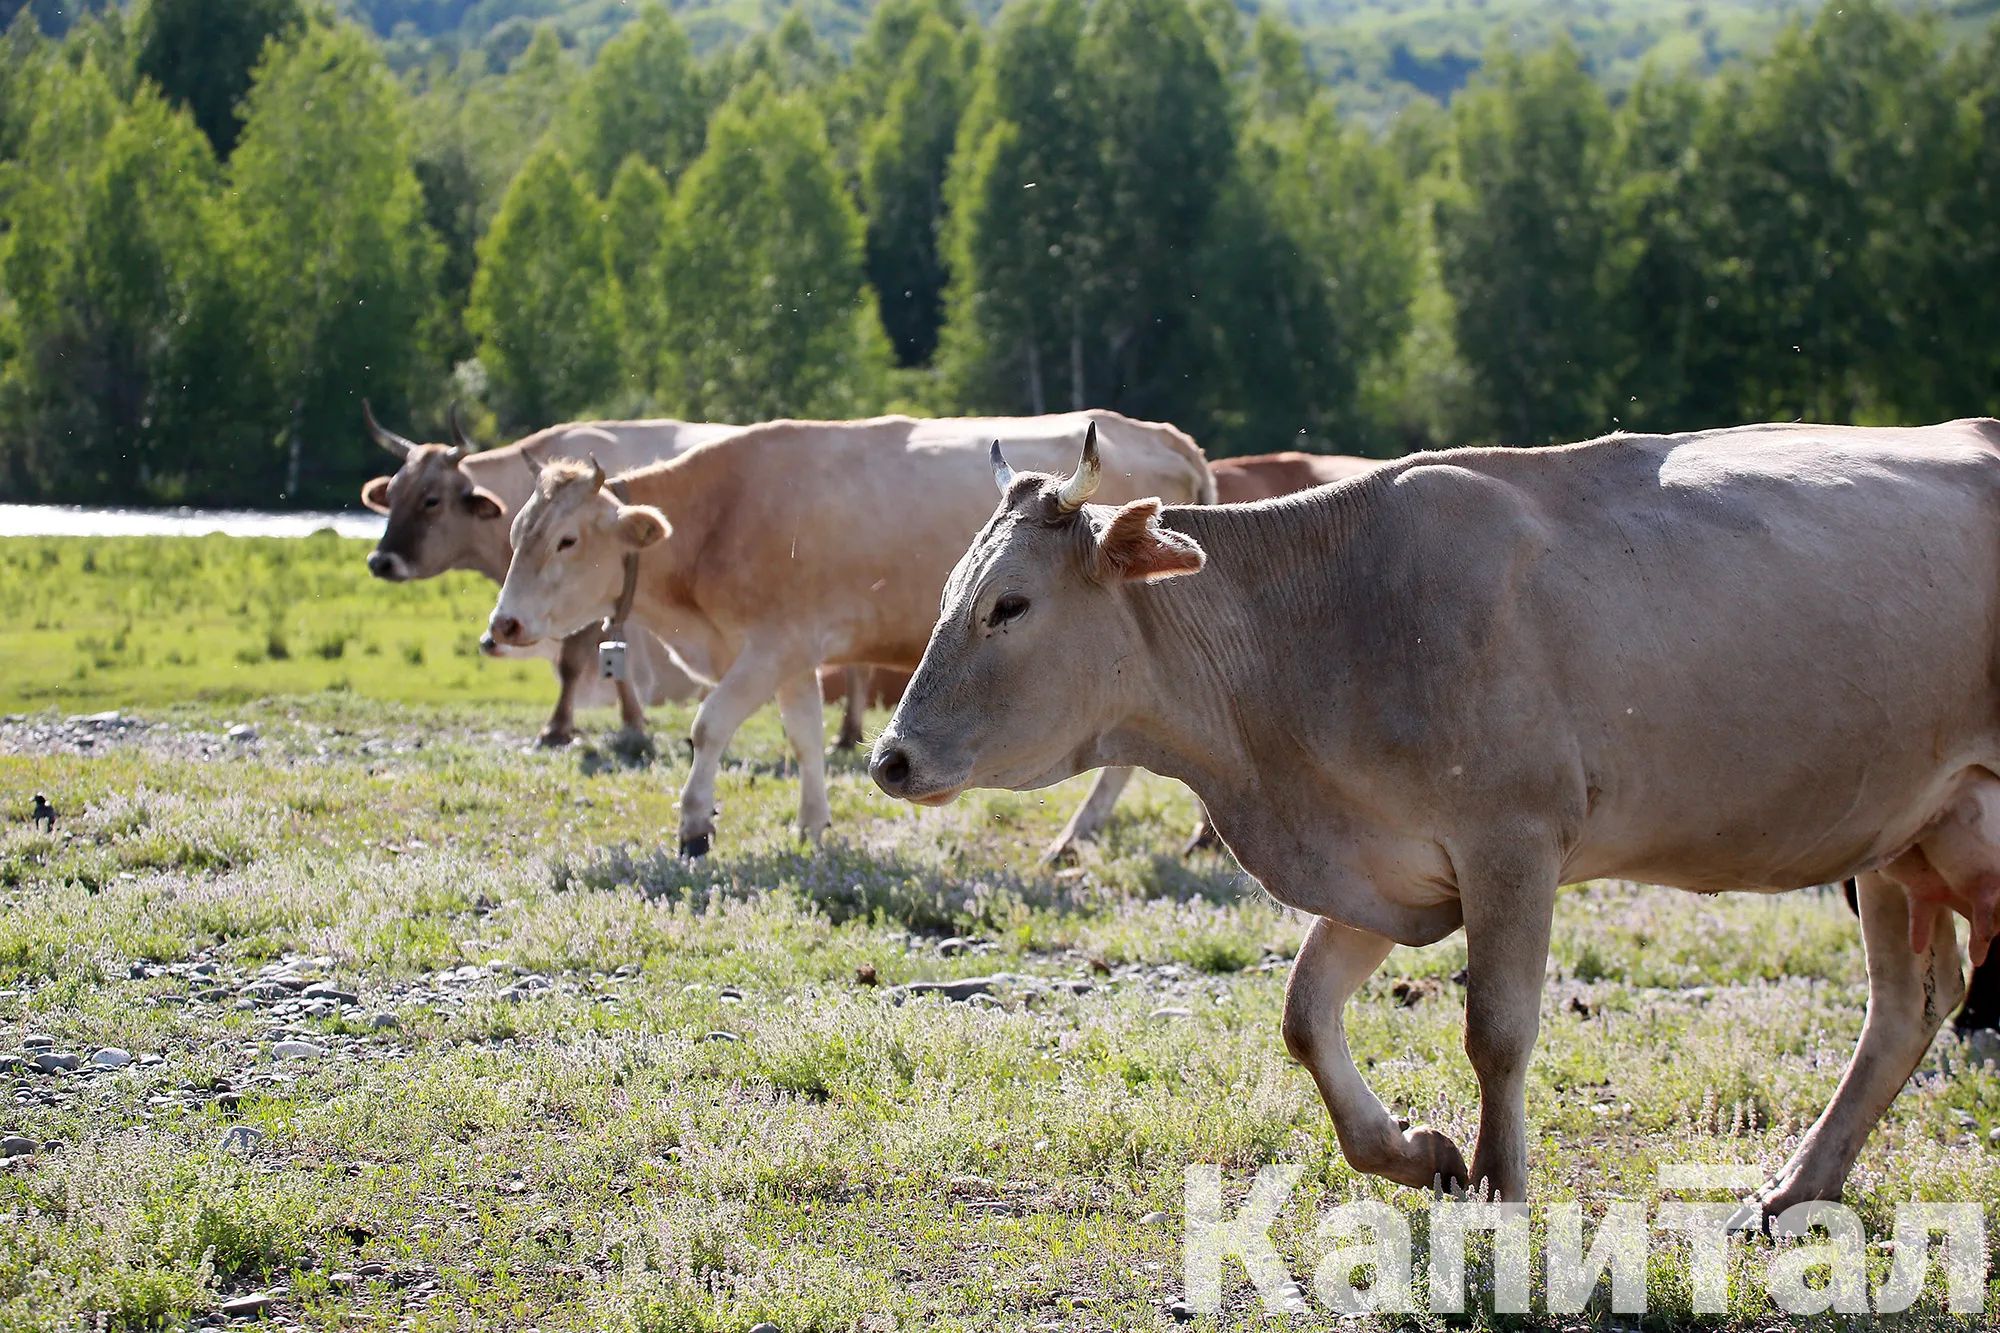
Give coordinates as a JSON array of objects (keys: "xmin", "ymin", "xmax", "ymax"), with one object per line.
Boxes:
[
  {"xmin": 608, "ymin": 490, "xmax": 730, "ymax": 685},
  {"xmin": 1088, "ymin": 494, "xmax": 1464, "ymax": 946}
]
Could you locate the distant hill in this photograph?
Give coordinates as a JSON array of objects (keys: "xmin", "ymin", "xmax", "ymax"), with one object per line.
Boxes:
[{"xmin": 11, "ymin": 0, "xmax": 1988, "ymax": 111}]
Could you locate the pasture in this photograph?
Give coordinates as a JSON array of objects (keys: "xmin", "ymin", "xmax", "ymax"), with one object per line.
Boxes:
[{"xmin": 2, "ymin": 533, "xmax": 1997, "ymax": 1330}]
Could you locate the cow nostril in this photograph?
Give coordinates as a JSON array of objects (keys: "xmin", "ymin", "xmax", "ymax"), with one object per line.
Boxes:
[
  {"xmin": 874, "ymin": 747, "xmax": 911, "ymax": 793},
  {"xmin": 493, "ymin": 616, "xmax": 522, "ymax": 643},
  {"xmin": 366, "ymin": 553, "xmax": 390, "ymax": 577}
]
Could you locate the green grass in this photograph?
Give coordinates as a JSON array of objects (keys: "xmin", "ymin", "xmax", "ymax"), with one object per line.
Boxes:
[
  {"xmin": 0, "ymin": 533, "xmax": 548, "ymax": 713},
  {"xmin": 1, "ymin": 536, "xmax": 1996, "ymax": 1330}
]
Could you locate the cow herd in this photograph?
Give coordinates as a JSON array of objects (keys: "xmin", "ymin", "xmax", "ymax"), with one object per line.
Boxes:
[{"xmin": 361, "ymin": 406, "xmax": 2000, "ymax": 1225}]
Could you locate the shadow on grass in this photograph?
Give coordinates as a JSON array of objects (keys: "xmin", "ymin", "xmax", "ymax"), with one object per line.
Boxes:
[{"xmin": 550, "ymin": 836, "xmax": 1257, "ymax": 934}]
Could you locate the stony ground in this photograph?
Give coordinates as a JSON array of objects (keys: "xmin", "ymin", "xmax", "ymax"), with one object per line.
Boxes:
[{"xmin": 4, "ymin": 696, "xmax": 1999, "ymax": 1332}]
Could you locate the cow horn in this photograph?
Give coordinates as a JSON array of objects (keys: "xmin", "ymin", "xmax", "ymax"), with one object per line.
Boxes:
[
  {"xmin": 362, "ymin": 399, "xmax": 415, "ymax": 461},
  {"xmin": 1055, "ymin": 422, "xmax": 1100, "ymax": 512},
  {"xmin": 990, "ymin": 440, "xmax": 1014, "ymax": 495},
  {"xmin": 518, "ymin": 445, "xmax": 542, "ymax": 481},
  {"xmin": 588, "ymin": 455, "xmax": 606, "ymax": 491},
  {"xmin": 447, "ymin": 401, "xmax": 477, "ymax": 456}
]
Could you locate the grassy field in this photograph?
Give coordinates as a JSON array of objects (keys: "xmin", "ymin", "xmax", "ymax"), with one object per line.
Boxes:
[{"xmin": 2, "ymin": 534, "xmax": 1998, "ymax": 1330}]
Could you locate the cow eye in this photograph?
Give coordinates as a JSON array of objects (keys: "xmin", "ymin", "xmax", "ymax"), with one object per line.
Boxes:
[
  {"xmin": 556, "ymin": 536, "xmax": 577, "ymax": 552},
  {"xmin": 423, "ymin": 495, "xmax": 441, "ymax": 509},
  {"xmin": 987, "ymin": 594, "xmax": 1029, "ymax": 628}
]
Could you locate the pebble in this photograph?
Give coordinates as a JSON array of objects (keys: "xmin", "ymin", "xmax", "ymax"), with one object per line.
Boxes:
[
  {"xmin": 220, "ymin": 1125, "xmax": 264, "ymax": 1155},
  {"xmin": 225, "ymin": 724, "xmax": 258, "ymax": 743},
  {"xmin": 90, "ymin": 1047, "xmax": 133, "ymax": 1069},
  {"xmin": 367, "ymin": 1012, "xmax": 401, "ymax": 1031},
  {"xmin": 301, "ymin": 983, "xmax": 358, "ymax": 1005},
  {"xmin": 717, "ymin": 986, "xmax": 744, "ymax": 1003},
  {"xmin": 936, "ymin": 936, "xmax": 975, "ymax": 957},
  {"xmin": 272, "ymin": 1040, "xmax": 326, "ymax": 1060},
  {"xmin": 218, "ymin": 1291, "xmax": 273, "ymax": 1318},
  {"xmin": 1139, "ymin": 1210, "xmax": 1169, "ymax": 1225},
  {"xmin": 1149, "ymin": 1006, "xmax": 1194, "ymax": 1020},
  {"xmin": 702, "ymin": 1030, "xmax": 741, "ymax": 1043},
  {"xmin": 20, "ymin": 1035, "xmax": 54, "ymax": 1051},
  {"xmin": 30, "ymin": 1052, "xmax": 80, "ymax": 1073},
  {"xmin": 1, "ymin": 1135, "xmax": 34, "ymax": 1158},
  {"xmin": 749, "ymin": 1324, "xmax": 782, "ymax": 1333}
]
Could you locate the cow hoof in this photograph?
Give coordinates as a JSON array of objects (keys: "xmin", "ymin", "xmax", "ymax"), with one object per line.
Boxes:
[
  {"xmin": 609, "ymin": 728, "xmax": 655, "ymax": 762},
  {"xmin": 834, "ymin": 727, "xmax": 864, "ymax": 751},
  {"xmin": 537, "ymin": 727, "xmax": 575, "ymax": 749},
  {"xmin": 1727, "ymin": 1168, "xmax": 1846, "ymax": 1234},
  {"xmin": 1039, "ymin": 840, "xmax": 1079, "ymax": 869},
  {"xmin": 679, "ymin": 834, "xmax": 711, "ymax": 859}
]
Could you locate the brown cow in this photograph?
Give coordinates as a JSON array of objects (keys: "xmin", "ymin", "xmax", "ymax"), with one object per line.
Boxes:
[
  {"xmin": 359, "ymin": 406, "xmax": 728, "ymax": 745},
  {"xmin": 872, "ymin": 419, "xmax": 2000, "ymax": 1225},
  {"xmin": 1209, "ymin": 451, "xmax": 1380, "ymax": 503},
  {"xmin": 486, "ymin": 412, "xmax": 1212, "ymax": 857}
]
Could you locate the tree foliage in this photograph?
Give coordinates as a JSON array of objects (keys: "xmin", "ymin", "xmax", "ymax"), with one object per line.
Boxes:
[
  {"xmin": 657, "ymin": 80, "xmax": 888, "ymax": 423},
  {"xmin": 467, "ymin": 143, "xmax": 618, "ymax": 431}
]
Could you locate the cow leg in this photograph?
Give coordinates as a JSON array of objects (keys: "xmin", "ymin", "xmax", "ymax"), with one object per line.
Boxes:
[
  {"xmin": 1458, "ymin": 840, "xmax": 1559, "ymax": 1202},
  {"xmin": 677, "ymin": 655, "xmax": 783, "ymax": 857},
  {"xmin": 1283, "ymin": 917, "xmax": 1469, "ymax": 1190},
  {"xmin": 1957, "ymin": 957, "xmax": 2000, "ymax": 1033},
  {"xmin": 775, "ymin": 672, "xmax": 833, "ymax": 842},
  {"xmin": 1041, "ymin": 766, "xmax": 1136, "ymax": 864},
  {"xmin": 539, "ymin": 628, "xmax": 597, "ymax": 747},
  {"xmin": 835, "ymin": 666, "xmax": 867, "ymax": 751},
  {"xmin": 1733, "ymin": 871, "xmax": 1965, "ymax": 1228}
]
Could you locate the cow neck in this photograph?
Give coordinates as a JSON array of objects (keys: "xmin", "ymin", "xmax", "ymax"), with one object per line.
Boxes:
[
  {"xmin": 603, "ymin": 477, "xmax": 641, "ymax": 636},
  {"xmin": 1104, "ymin": 491, "xmax": 1359, "ymax": 800}
]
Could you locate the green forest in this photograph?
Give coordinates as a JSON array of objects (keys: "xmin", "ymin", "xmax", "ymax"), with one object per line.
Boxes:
[{"xmin": 0, "ymin": 0, "xmax": 1995, "ymax": 507}]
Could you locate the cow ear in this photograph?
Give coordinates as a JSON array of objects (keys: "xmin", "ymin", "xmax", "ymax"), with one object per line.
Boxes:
[
  {"xmin": 360, "ymin": 476, "xmax": 391, "ymax": 514},
  {"xmin": 614, "ymin": 504, "xmax": 671, "ymax": 549},
  {"xmin": 1092, "ymin": 499, "xmax": 1205, "ymax": 584},
  {"xmin": 464, "ymin": 486, "xmax": 505, "ymax": 520}
]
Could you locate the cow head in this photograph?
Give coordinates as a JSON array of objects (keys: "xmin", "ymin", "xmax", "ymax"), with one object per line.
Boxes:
[
  {"xmin": 486, "ymin": 458, "xmax": 670, "ymax": 649},
  {"xmin": 359, "ymin": 402, "xmax": 508, "ymax": 581},
  {"xmin": 870, "ymin": 424, "xmax": 1206, "ymax": 805}
]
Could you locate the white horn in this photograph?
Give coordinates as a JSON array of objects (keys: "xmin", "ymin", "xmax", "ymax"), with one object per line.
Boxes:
[
  {"xmin": 990, "ymin": 440, "xmax": 1014, "ymax": 495},
  {"xmin": 361, "ymin": 400, "xmax": 415, "ymax": 461},
  {"xmin": 588, "ymin": 455, "xmax": 606, "ymax": 491},
  {"xmin": 1055, "ymin": 421, "xmax": 1100, "ymax": 512}
]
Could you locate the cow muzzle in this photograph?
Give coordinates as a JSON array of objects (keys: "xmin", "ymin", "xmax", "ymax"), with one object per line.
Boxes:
[
  {"xmin": 487, "ymin": 613, "xmax": 536, "ymax": 649},
  {"xmin": 869, "ymin": 737, "xmax": 965, "ymax": 806},
  {"xmin": 367, "ymin": 550, "xmax": 409, "ymax": 582}
]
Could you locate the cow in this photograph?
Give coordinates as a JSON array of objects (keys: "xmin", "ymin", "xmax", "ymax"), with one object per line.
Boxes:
[
  {"xmin": 1210, "ymin": 450, "xmax": 1380, "ymax": 503},
  {"xmin": 820, "ymin": 666, "xmax": 911, "ymax": 749},
  {"xmin": 485, "ymin": 412, "xmax": 1213, "ymax": 858},
  {"xmin": 358, "ymin": 405, "xmax": 732, "ymax": 746},
  {"xmin": 869, "ymin": 418, "xmax": 2000, "ymax": 1225}
]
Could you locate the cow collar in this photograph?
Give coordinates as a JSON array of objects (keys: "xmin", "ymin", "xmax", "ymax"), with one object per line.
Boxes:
[{"xmin": 604, "ymin": 477, "xmax": 641, "ymax": 637}]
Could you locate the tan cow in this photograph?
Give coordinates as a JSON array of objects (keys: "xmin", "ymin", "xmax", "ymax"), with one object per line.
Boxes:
[
  {"xmin": 359, "ymin": 406, "xmax": 730, "ymax": 745},
  {"xmin": 1209, "ymin": 451, "xmax": 1380, "ymax": 503},
  {"xmin": 871, "ymin": 418, "xmax": 2000, "ymax": 1225},
  {"xmin": 486, "ymin": 412, "xmax": 1212, "ymax": 857}
]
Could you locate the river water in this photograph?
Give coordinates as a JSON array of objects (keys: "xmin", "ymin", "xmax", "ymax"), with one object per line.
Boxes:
[{"xmin": 0, "ymin": 504, "xmax": 385, "ymax": 540}]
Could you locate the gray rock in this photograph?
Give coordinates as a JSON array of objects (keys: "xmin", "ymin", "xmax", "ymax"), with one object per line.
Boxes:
[
  {"xmin": 1149, "ymin": 1006, "xmax": 1194, "ymax": 1020},
  {"xmin": 271, "ymin": 1040, "xmax": 326, "ymax": 1060},
  {"xmin": 218, "ymin": 1291, "xmax": 273, "ymax": 1318},
  {"xmin": 367, "ymin": 1012, "xmax": 401, "ymax": 1031},
  {"xmin": 1, "ymin": 1135, "xmax": 34, "ymax": 1158},
  {"xmin": 30, "ymin": 1052, "xmax": 80, "ymax": 1073},
  {"xmin": 301, "ymin": 983, "xmax": 357, "ymax": 1005},
  {"xmin": 749, "ymin": 1324, "xmax": 782, "ymax": 1333},
  {"xmin": 884, "ymin": 975, "xmax": 1014, "ymax": 1003},
  {"xmin": 20, "ymin": 1035, "xmax": 54, "ymax": 1050},
  {"xmin": 936, "ymin": 936, "xmax": 975, "ymax": 956},
  {"xmin": 702, "ymin": 1030, "xmax": 741, "ymax": 1043},
  {"xmin": 225, "ymin": 724, "xmax": 258, "ymax": 743},
  {"xmin": 220, "ymin": 1125, "xmax": 264, "ymax": 1155},
  {"xmin": 90, "ymin": 1047, "xmax": 133, "ymax": 1069},
  {"xmin": 1139, "ymin": 1210, "xmax": 1169, "ymax": 1225}
]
